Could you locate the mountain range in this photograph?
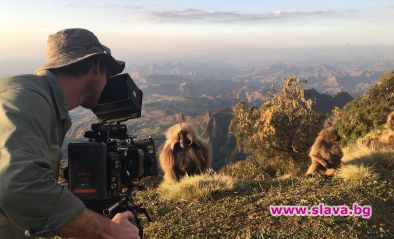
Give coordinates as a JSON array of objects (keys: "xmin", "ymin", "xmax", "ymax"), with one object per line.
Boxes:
[{"xmin": 63, "ymin": 86, "xmax": 353, "ymax": 167}]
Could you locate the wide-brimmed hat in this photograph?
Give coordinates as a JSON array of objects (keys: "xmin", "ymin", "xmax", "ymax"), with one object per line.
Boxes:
[{"xmin": 35, "ymin": 28, "xmax": 125, "ymax": 76}]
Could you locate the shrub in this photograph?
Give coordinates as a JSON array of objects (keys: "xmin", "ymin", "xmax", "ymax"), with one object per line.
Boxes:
[
  {"xmin": 230, "ymin": 76, "xmax": 324, "ymax": 168},
  {"xmin": 336, "ymin": 71, "xmax": 394, "ymax": 146}
]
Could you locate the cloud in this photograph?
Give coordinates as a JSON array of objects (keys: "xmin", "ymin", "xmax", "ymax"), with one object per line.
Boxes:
[
  {"xmin": 95, "ymin": 2, "xmax": 143, "ymax": 10},
  {"xmin": 129, "ymin": 8, "xmax": 335, "ymax": 23},
  {"xmin": 344, "ymin": 9, "xmax": 358, "ymax": 13}
]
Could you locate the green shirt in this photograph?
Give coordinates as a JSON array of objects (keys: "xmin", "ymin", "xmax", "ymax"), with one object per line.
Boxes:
[{"xmin": 0, "ymin": 70, "xmax": 85, "ymax": 237}]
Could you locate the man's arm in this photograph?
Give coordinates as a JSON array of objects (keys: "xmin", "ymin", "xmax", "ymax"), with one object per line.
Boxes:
[
  {"xmin": 0, "ymin": 88, "xmax": 95, "ymax": 237},
  {"xmin": 56, "ymin": 209, "xmax": 139, "ymax": 239}
]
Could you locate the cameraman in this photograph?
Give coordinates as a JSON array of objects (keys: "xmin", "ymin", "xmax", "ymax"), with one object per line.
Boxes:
[{"xmin": 0, "ymin": 28, "xmax": 140, "ymax": 239}]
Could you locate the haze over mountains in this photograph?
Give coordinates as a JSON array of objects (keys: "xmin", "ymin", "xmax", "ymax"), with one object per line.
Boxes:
[{"xmin": 124, "ymin": 45, "xmax": 394, "ymax": 99}]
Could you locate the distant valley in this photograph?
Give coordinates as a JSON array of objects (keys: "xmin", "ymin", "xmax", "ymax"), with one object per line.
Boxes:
[{"xmin": 130, "ymin": 61, "xmax": 390, "ymax": 99}]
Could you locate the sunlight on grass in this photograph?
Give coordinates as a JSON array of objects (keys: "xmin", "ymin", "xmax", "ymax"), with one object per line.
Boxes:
[
  {"xmin": 157, "ymin": 173, "xmax": 235, "ymax": 201},
  {"xmin": 342, "ymin": 140, "xmax": 394, "ymax": 168},
  {"xmin": 337, "ymin": 140, "xmax": 394, "ymax": 184},
  {"xmin": 335, "ymin": 164, "xmax": 378, "ymax": 184},
  {"xmin": 298, "ymin": 176, "xmax": 318, "ymax": 185},
  {"xmin": 342, "ymin": 140, "xmax": 376, "ymax": 163}
]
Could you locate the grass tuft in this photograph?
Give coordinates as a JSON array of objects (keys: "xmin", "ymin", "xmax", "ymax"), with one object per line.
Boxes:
[
  {"xmin": 336, "ymin": 141, "xmax": 394, "ymax": 184},
  {"xmin": 157, "ymin": 173, "xmax": 235, "ymax": 201},
  {"xmin": 335, "ymin": 164, "xmax": 378, "ymax": 184}
]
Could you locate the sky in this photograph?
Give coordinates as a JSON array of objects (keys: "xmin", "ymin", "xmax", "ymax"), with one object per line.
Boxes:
[{"xmin": 0, "ymin": 0, "xmax": 394, "ymax": 72}]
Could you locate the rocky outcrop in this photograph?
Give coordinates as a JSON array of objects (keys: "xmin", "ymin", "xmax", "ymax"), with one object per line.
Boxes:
[
  {"xmin": 304, "ymin": 89, "xmax": 353, "ymax": 113},
  {"xmin": 203, "ymin": 107, "xmax": 245, "ymax": 170}
]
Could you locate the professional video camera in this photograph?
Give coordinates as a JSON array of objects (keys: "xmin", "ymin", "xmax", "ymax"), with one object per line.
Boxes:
[{"xmin": 67, "ymin": 73, "xmax": 157, "ymax": 237}]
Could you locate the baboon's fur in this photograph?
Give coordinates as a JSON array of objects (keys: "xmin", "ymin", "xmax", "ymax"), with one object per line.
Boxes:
[
  {"xmin": 159, "ymin": 123, "xmax": 212, "ymax": 181},
  {"xmin": 306, "ymin": 127, "xmax": 343, "ymax": 176}
]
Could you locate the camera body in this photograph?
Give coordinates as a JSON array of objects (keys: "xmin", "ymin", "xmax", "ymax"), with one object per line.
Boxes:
[{"xmin": 67, "ymin": 73, "xmax": 157, "ymax": 214}]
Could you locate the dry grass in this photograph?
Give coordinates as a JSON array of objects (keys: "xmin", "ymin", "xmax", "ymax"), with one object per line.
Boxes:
[
  {"xmin": 157, "ymin": 173, "xmax": 235, "ymax": 202},
  {"xmin": 335, "ymin": 165, "xmax": 378, "ymax": 184},
  {"xmin": 335, "ymin": 140, "xmax": 394, "ymax": 184},
  {"xmin": 220, "ymin": 155, "xmax": 305, "ymax": 182},
  {"xmin": 358, "ymin": 127, "xmax": 394, "ymax": 151},
  {"xmin": 342, "ymin": 140, "xmax": 394, "ymax": 168}
]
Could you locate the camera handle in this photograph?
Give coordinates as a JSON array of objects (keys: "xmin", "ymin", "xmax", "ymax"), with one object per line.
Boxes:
[{"xmin": 103, "ymin": 193, "xmax": 152, "ymax": 238}]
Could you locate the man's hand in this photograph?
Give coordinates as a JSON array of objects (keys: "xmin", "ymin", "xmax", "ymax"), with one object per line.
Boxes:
[
  {"xmin": 111, "ymin": 211, "xmax": 140, "ymax": 239},
  {"xmin": 56, "ymin": 209, "xmax": 140, "ymax": 239}
]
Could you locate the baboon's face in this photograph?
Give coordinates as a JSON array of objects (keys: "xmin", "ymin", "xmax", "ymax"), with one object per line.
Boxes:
[
  {"xmin": 179, "ymin": 130, "xmax": 192, "ymax": 149},
  {"xmin": 320, "ymin": 127, "xmax": 340, "ymax": 143}
]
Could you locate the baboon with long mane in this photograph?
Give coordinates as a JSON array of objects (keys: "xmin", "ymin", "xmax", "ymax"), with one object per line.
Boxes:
[
  {"xmin": 306, "ymin": 127, "xmax": 343, "ymax": 176},
  {"xmin": 159, "ymin": 123, "xmax": 212, "ymax": 181}
]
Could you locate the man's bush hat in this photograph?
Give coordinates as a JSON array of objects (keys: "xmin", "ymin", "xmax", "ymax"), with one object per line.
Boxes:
[{"xmin": 36, "ymin": 28, "xmax": 125, "ymax": 76}]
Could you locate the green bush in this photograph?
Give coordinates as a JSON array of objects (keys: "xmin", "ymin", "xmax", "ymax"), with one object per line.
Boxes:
[
  {"xmin": 336, "ymin": 71, "xmax": 394, "ymax": 146},
  {"xmin": 230, "ymin": 76, "xmax": 325, "ymax": 169}
]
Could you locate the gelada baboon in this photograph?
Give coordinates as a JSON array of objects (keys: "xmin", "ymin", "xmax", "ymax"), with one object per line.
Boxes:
[
  {"xmin": 306, "ymin": 127, "xmax": 343, "ymax": 176},
  {"xmin": 387, "ymin": 111, "xmax": 394, "ymax": 131},
  {"xmin": 159, "ymin": 123, "xmax": 212, "ymax": 181}
]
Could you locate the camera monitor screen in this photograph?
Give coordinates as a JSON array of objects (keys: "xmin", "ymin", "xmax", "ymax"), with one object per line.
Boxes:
[{"xmin": 93, "ymin": 73, "xmax": 143, "ymax": 122}]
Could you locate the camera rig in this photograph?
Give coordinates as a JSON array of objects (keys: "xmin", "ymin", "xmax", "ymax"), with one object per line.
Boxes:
[{"xmin": 67, "ymin": 73, "xmax": 157, "ymax": 237}]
